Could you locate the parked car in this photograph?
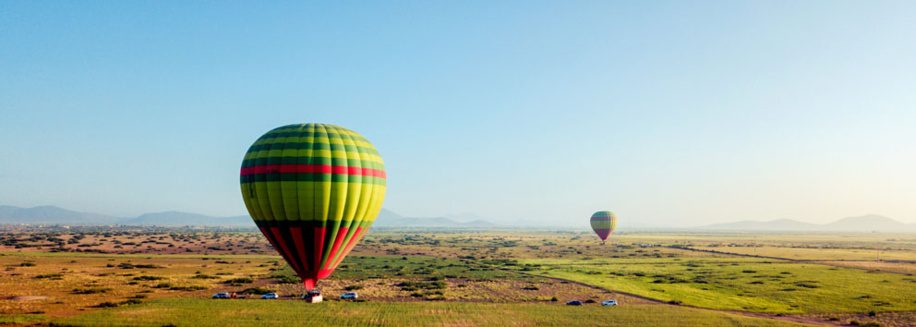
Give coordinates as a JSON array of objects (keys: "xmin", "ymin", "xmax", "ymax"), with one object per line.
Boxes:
[
  {"xmin": 340, "ymin": 292, "xmax": 359, "ymax": 300},
  {"xmin": 565, "ymin": 300, "xmax": 582, "ymax": 306},
  {"xmin": 601, "ymin": 300, "xmax": 618, "ymax": 306},
  {"xmin": 212, "ymin": 292, "xmax": 231, "ymax": 299},
  {"xmin": 261, "ymin": 292, "xmax": 279, "ymax": 299}
]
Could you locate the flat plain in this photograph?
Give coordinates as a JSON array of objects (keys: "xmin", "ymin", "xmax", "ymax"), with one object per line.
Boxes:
[{"xmin": 1, "ymin": 227, "xmax": 914, "ymax": 327}]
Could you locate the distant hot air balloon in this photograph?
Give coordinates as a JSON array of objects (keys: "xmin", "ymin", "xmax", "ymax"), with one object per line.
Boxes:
[
  {"xmin": 590, "ymin": 211, "xmax": 617, "ymax": 244},
  {"xmin": 240, "ymin": 123, "xmax": 386, "ymax": 290}
]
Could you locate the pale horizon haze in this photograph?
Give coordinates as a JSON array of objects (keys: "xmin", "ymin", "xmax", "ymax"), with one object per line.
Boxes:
[{"xmin": 2, "ymin": 1, "xmax": 915, "ymax": 228}]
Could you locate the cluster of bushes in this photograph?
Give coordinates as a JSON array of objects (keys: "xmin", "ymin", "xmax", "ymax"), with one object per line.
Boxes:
[
  {"xmin": 34, "ymin": 273, "xmax": 63, "ymax": 279},
  {"xmin": 72, "ymin": 287, "xmax": 112, "ymax": 294},
  {"xmin": 115, "ymin": 262, "xmax": 162, "ymax": 269},
  {"xmin": 223, "ymin": 277, "xmax": 253, "ymax": 285},
  {"xmin": 132, "ymin": 275, "xmax": 165, "ymax": 281},
  {"xmin": 396, "ymin": 281, "xmax": 446, "ymax": 292},
  {"xmin": 267, "ymin": 269, "xmax": 299, "ymax": 284},
  {"xmin": 95, "ymin": 295, "xmax": 147, "ymax": 309},
  {"xmin": 241, "ymin": 287, "xmax": 272, "ymax": 295},
  {"xmin": 152, "ymin": 283, "xmax": 207, "ymax": 291}
]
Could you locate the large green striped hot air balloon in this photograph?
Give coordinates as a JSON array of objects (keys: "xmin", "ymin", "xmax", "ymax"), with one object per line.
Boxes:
[
  {"xmin": 590, "ymin": 211, "xmax": 617, "ymax": 244},
  {"xmin": 240, "ymin": 123, "xmax": 386, "ymax": 290}
]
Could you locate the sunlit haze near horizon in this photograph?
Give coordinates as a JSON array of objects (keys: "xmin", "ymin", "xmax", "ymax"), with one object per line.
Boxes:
[{"xmin": 1, "ymin": 1, "xmax": 915, "ymax": 228}]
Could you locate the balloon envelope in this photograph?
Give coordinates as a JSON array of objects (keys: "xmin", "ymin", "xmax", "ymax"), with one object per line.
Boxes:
[
  {"xmin": 590, "ymin": 211, "xmax": 617, "ymax": 241},
  {"xmin": 240, "ymin": 123, "xmax": 386, "ymax": 290}
]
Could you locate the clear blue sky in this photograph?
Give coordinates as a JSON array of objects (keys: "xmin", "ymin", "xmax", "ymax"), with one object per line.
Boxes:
[{"xmin": 2, "ymin": 1, "xmax": 915, "ymax": 227}]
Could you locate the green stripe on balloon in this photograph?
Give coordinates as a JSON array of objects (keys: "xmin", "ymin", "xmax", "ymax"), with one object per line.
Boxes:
[
  {"xmin": 241, "ymin": 156, "xmax": 384, "ymax": 169},
  {"xmin": 241, "ymin": 174, "xmax": 387, "ymax": 184}
]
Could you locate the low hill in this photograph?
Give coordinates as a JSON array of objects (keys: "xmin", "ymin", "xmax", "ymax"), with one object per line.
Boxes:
[
  {"xmin": 120, "ymin": 211, "xmax": 254, "ymax": 227},
  {"xmin": 373, "ymin": 209, "xmax": 499, "ymax": 228},
  {"xmin": 0, "ymin": 205, "xmax": 499, "ymax": 228},
  {"xmin": 699, "ymin": 215, "xmax": 916, "ymax": 232},
  {"xmin": 0, "ymin": 205, "xmax": 121, "ymax": 225},
  {"xmin": 699, "ymin": 219, "xmax": 820, "ymax": 231},
  {"xmin": 823, "ymin": 214, "xmax": 908, "ymax": 232}
]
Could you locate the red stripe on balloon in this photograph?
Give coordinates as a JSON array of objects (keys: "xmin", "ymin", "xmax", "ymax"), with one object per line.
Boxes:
[
  {"xmin": 269, "ymin": 227, "xmax": 302, "ymax": 273},
  {"xmin": 240, "ymin": 164, "xmax": 386, "ymax": 179},
  {"xmin": 312, "ymin": 227, "xmax": 326, "ymax": 273},
  {"xmin": 259, "ymin": 227, "xmax": 287, "ymax": 264},
  {"xmin": 325, "ymin": 227, "xmax": 350, "ymax": 269},
  {"xmin": 332, "ymin": 227, "xmax": 366, "ymax": 268},
  {"xmin": 289, "ymin": 227, "xmax": 310, "ymax": 272}
]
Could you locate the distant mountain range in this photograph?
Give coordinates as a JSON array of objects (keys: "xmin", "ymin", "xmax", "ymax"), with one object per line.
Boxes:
[
  {"xmin": 0, "ymin": 205, "xmax": 255, "ymax": 227},
  {"xmin": 2, "ymin": 205, "xmax": 913, "ymax": 231},
  {"xmin": 698, "ymin": 214, "xmax": 916, "ymax": 232},
  {"xmin": 0, "ymin": 205, "xmax": 498, "ymax": 228},
  {"xmin": 121, "ymin": 211, "xmax": 253, "ymax": 227},
  {"xmin": 373, "ymin": 209, "xmax": 499, "ymax": 228}
]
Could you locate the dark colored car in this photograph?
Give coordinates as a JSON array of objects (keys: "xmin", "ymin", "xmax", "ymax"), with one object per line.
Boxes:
[{"xmin": 566, "ymin": 300, "xmax": 582, "ymax": 306}]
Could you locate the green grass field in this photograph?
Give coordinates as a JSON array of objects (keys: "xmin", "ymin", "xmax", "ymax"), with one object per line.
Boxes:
[
  {"xmin": 0, "ymin": 314, "xmax": 50, "ymax": 325},
  {"xmin": 518, "ymin": 257, "xmax": 916, "ymax": 314},
  {"xmin": 694, "ymin": 245, "xmax": 916, "ymax": 261},
  {"xmin": 48, "ymin": 298, "xmax": 811, "ymax": 327}
]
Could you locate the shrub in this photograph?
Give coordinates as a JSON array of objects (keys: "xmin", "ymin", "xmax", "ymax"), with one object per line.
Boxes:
[
  {"xmin": 267, "ymin": 270, "xmax": 299, "ymax": 284},
  {"xmin": 794, "ymin": 282, "xmax": 819, "ymax": 289},
  {"xmin": 241, "ymin": 287, "xmax": 272, "ymax": 295},
  {"xmin": 34, "ymin": 274, "xmax": 63, "ymax": 279},
  {"xmin": 133, "ymin": 275, "xmax": 165, "ymax": 281},
  {"xmin": 345, "ymin": 285, "xmax": 364, "ymax": 291},
  {"xmin": 72, "ymin": 288, "xmax": 112, "ymax": 294},
  {"xmin": 223, "ymin": 277, "xmax": 253, "ymax": 285},
  {"xmin": 95, "ymin": 302, "xmax": 120, "ymax": 308},
  {"xmin": 117, "ymin": 262, "xmax": 160, "ymax": 269},
  {"xmin": 168, "ymin": 285, "xmax": 207, "ymax": 291},
  {"xmin": 19, "ymin": 262, "xmax": 36, "ymax": 267}
]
